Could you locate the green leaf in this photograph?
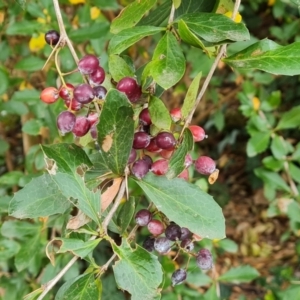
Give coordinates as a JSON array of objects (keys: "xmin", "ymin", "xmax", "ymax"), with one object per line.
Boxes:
[
  {"xmin": 142, "ymin": 32, "xmax": 186, "ymax": 90},
  {"xmin": 278, "ymin": 286, "xmax": 300, "ymax": 300},
  {"xmin": 218, "ymin": 265, "xmax": 260, "ymax": 283},
  {"xmin": 117, "ymin": 196, "xmax": 135, "ymax": 234},
  {"xmin": 56, "ymin": 238, "xmax": 101, "ymax": 259},
  {"xmin": 134, "ymin": 173, "xmax": 225, "ymax": 239},
  {"xmin": 22, "ymin": 119, "xmax": 43, "ymax": 136},
  {"xmin": 217, "ymin": 239, "xmax": 238, "ymax": 253},
  {"xmin": 246, "ymin": 132, "xmax": 271, "ymax": 157},
  {"xmin": 178, "ymin": 19, "xmax": 206, "ymax": 49},
  {"xmin": 41, "ymin": 143, "xmax": 93, "ymax": 176},
  {"xmin": 11, "ymin": 89, "xmax": 40, "ymax": 103},
  {"xmin": 254, "ymin": 167, "xmax": 290, "ymax": 192},
  {"xmin": 0, "ymin": 171, "xmax": 23, "ymax": 186},
  {"xmin": 0, "ymin": 69, "xmax": 9, "ymax": 95},
  {"xmin": 224, "ymin": 39, "xmax": 300, "ymax": 76},
  {"xmin": 166, "ymin": 128, "xmax": 193, "ymax": 179},
  {"xmin": 0, "ymin": 137, "xmax": 9, "ymax": 155},
  {"xmin": 270, "ymin": 135, "xmax": 289, "ymax": 159},
  {"xmin": 175, "ymin": 0, "xmax": 217, "ymax": 17},
  {"xmin": 52, "ymin": 173, "xmax": 101, "ymax": 225},
  {"xmin": 173, "ymin": 0, "xmax": 181, "ymax": 9},
  {"xmin": 0, "ymin": 100, "xmax": 29, "ymax": 115},
  {"xmin": 97, "ymin": 89, "xmax": 134, "ymax": 175},
  {"xmin": 276, "ymin": 106, "xmax": 300, "ymax": 130},
  {"xmin": 9, "ymin": 174, "xmax": 71, "ymax": 218},
  {"xmin": 110, "ymin": 0, "xmax": 157, "ymax": 34},
  {"xmin": 181, "ymin": 72, "xmax": 202, "ymax": 118},
  {"xmin": 15, "ymin": 56, "xmax": 45, "ymax": 72},
  {"xmin": 55, "ymin": 273, "xmax": 102, "ymax": 300},
  {"xmin": 109, "ymin": 54, "xmax": 134, "ymax": 81},
  {"xmin": 262, "ymin": 156, "xmax": 283, "ymax": 172},
  {"xmin": 108, "ymin": 26, "xmax": 165, "ymax": 55},
  {"xmin": 6, "ymin": 20, "xmax": 39, "ymax": 35},
  {"xmin": 1, "ymin": 220, "xmax": 40, "ymax": 240},
  {"xmin": 148, "ymin": 96, "xmax": 172, "ymax": 130},
  {"xmin": 289, "ymin": 163, "xmax": 300, "ymax": 184},
  {"xmin": 177, "ymin": 13, "xmax": 250, "ymax": 43},
  {"xmin": 0, "ymin": 239, "xmax": 20, "ymax": 261},
  {"xmin": 15, "ymin": 234, "xmax": 40, "ymax": 272},
  {"xmin": 112, "ymin": 239, "xmax": 163, "ymax": 300},
  {"xmin": 287, "ymin": 200, "xmax": 300, "ymax": 223}
]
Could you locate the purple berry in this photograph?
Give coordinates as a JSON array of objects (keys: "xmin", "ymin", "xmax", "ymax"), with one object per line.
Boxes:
[
  {"xmin": 155, "ymin": 132, "xmax": 176, "ymax": 150},
  {"xmin": 73, "ymin": 84, "xmax": 95, "ymax": 104},
  {"xmin": 184, "ymin": 154, "xmax": 193, "ymax": 168},
  {"xmin": 194, "ymin": 156, "xmax": 216, "ymax": 175},
  {"xmin": 64, "ymin": 98, "xmax": 83, "ymax": 111},
  {"xmin": 180, "ymin": 239, "xmax": 194, "ymax": 251},
  {"xmin": 128, "ymin": 148, "xmax": 137, "ymax": 164},
  {"xmin": 57, "ymin": 111, "xmax": 76, "ymax": 135},
  {"xmin": 180, "ymin": 227, "xmax": 192, "ymax": 241},
  {"xmin": 45, "ymin": 30, "xmax": 60, "ymax": 46},
  {"xmin": 90, "ymin": 125, "xmax": 98, "ymax": 140},
  {"xmin": 139, "ymin": 108, "xmax": 152, "ymax": 126},
  {"xmin": 59, "ymin": 83, "xmax": 74, "ymax": 101},
  {"xmin": 165, "ymin": 223, "xmax": 181, "ymax": 241},
  {"xmin": 133, "ymin": 132, "xmax": 151, "ymax": 149},
  {"xmin": 171, "ymin": 269, "xmax": 187, "ymax": 286},
  {"xmin": 147, "ymin": 219, "xmax": 164, "ymax": 236},
  {"xmin": 142, "ymin": 155, "xmax": 153, "ymax": 168},
  {"xmin": 143, "ymin": 237, "xmax": 155, "ymax": 252},
  {"xmin": 89, "ymin": 66, "xmax": 105, "ymax": 85},
  {"xmin": 131, "ymin": 159, "xmax": 150, "ymax": 179},
  {"xmin": 93, "ymin": 86, "xmax": 107, "ymax": 99},
  {"xmin": 78, "ymin": 54, "xmax": 99, "ymax": 75},
  {"xmin": 72, "ymin": 116, "xmax": 91, "ymax": 137},
  {"xmin": 116, "ymin": 77, "xmax": 142, "ymax": 103},
  {"xmin": 154, "ymin": 237, "xmax": 172, "ymax": 254},
  {"xmin": 196, "ymin": 249, "xmax": 213, "ymax": 270},
  {"xmin": 135, "ymin": 209, "xmax": 152, "ymax": 226}
]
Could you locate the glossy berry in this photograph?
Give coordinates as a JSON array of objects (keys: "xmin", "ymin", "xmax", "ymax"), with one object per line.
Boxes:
[
  {"xmin": 189, "ymin": 125, "xmax": 207, "ymax": 142},
  {"xmin": 146, "ymin": 138, "xmax": 161, "ymax": 153},
  {"xmin": 156, "ymin": 132, "xmax": 176, "ymax": 150},
  {"xmin": 139, "ymin": 108, "xmax": 152, "ymax": 126},
  {"xmin": 165, "ymin": 223, "xmax": 181, "ymax": 241},
  {"xmin": 78, "ymin": 54, "xmax": 99, "ymax": 75},
  {"xmin": 196, "ymin": 249, "xmax": 213, "ymax": 270},
  {"xmin": 171, "ymin": 269, "xmax": 187, "ymax": 286},
  {"xmin": 74, "ymin": 84, "xmax": 95, "ymax": 104},
  {"xmin": 72, "ymin": 116, "xmax": 91, "ymax": 137},
  {"xmin": 135, "ymin": 209, "xmax": 152, "ymax": 226},
  {"xmin": 89, "ymin": 66, "xmax": 105, "ymax": 85},
  {"xmin": 160, "ymin": 149, "xmax": 173, "ymax": 159},
  {"xmin": 142, "ymin": 155, "xmax": 153, "ymax": 168},
  {"xmin": 64, "ymin": 98, "xmax": 83, "ymax": 111},
  {"xmin": 195, "ymin": 156, "xmax": 216, "ymax": 175},
  {"xmin": 59, "ymin": 83, "xmax": 74, "ymax": 101},
  {"xmin": 128, "ymin": 148, "xmax": 137, "ymax": 164},
  {"xmin": 93, "ymin": 86, "xmax": 107, "ymax": 99},
  {"xmin": 180, "ymin": 239, "xmax": 194, "ymax": 251},
  {"xmin": 87, "ymin": 112, "xmax": 99, "ymax": 126},
  {"xmin": 133, "ymin": 132, "xmax": 151, "ymax": 149},
  {"xmin": 178, "ymin": 169, "xmax": 189, "ymax": 181},
  {"xmin": 143, "ymin": 237, "xmax": 155, "ymax": 252},
  {"xmin": 170, "ymin": 107, "xmax": 182, "ymax": 122},
  {"xmin": 90, "ymin": 125, "xmax": 98, "ymax": 140},
  {"xmin": 151, "ymin": 159, "xmax": 169, "ymax": 176},
  {"xmin": 147, "ymin": 219, "xmax": 164, "ymax": 236},
  {"xmin": 57, "ymin": 111, "xmax": 76, "ymax": 134},
  {"xmin": 45, "ymin": 30, "xmax": 60, "ymax": 46},
  {"xmin": 180, "ymin": 227, "xmax": 192, "ymax": 241},
  {"xmin": 154, "ymin": 237, "xmax": 172, "ymax": 254},
  {"xmin": 40, "ymin": 87, "xmax": 59, "ymax": 104},
  {"xmin": 116, "ymin": 77, "xmax": 142, "ymax": 103},
  {"xmin": 131, "ymin": 159, "xmax": 150, "ymax": 179}
]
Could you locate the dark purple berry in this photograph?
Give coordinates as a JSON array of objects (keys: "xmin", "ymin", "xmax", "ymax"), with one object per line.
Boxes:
[
  {"xmin": 180, "ymin": 239, "xmax": 194, "ymax": 251},
  {"xmin": 196, "ymin": 249, "xmax": 213, "ymax": 270},
  {"xmin": 45, "ymin": 30, "xmax": 60, "ymax": 46},
  {"xmin": 72, "ymin": 116, "xmax": 91, "ymax": 137},
  {"xmin": 154, "ymin": 237, "xmax": 172, "ymax": 254},
  {"xmin": 90, "ymin": 125, "xmax": 98, "ymax": 140},
  {"xmin": 147, "ymin": 219, "xmax": 164, "ymax": 236},
  {"xmin": 57, "ymin": 111, "xmax": 76, "ymax": 135},
  {"xmin": 165, "ymin": 223, "xmax": 181, "ymax": 241},
  {"xmin": 194, "ymin": 156, "xmax": 216, "ymax": 175},
  {"xmin": 143, "ymin": 237, "xmax": 155, "ymax": 252},
  {"xmin": 78, "ymin": 54, "xmax": 99, "ymax": 75},
  {"xmin": 171, "ymin": 269, "xmax": 187, "ymax": 286},
  {"xmin": 135, "ymin": 209, "xmax": 152, "ymax": 226},
  {"xmin": 73, "ymin": 84, "xmax": 95, "ymax": 104},
  {"xmin": 116, "ymin": 77, "xmax": 141, "ymax": 103},
  {"xmin": 180, "ymin": 227, "xmax": 192, "ymax": 241},
  {"xmin": 89, "ymin": 66, "xmax": 105, "ymax": 85},
  {"xmin": 139, "ymin": 108, "xmax": 152, "ymax": 126},
  {"xmin": 156, "ymin": 132, "xmax": 176, "ymax": 150},
  {"xmin": 93, "ymin": 86, "xmax": 107, "ymax": 99},
  {"xmin": 142, "ymin": 155, "xmax": 153, "ymax": 168},
  {"xmin": 133, "ymin": 132, "xmax": 151, "ymax": 149},
  {"xmin": 128, "ymin": 148, "xmax": 137, "ymax": 164},
  {"xmin": 131, "ymin": 159, "xmax": 150, "ymax": 179}
]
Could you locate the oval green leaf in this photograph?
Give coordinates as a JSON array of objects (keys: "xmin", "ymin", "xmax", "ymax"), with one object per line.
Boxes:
[{"xmin": 148, "ymin": 96, "xmax": 172, "ymax": 130}]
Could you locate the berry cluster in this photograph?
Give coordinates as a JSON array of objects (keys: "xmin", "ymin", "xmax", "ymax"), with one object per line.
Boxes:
[{"xmin": 135, "ymin": 208, "xmax": 213, "ymax": 286}]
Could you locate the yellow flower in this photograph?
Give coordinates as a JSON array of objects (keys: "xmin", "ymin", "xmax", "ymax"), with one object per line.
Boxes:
[
  {"xmin": 90, "ymin": 7, "xmax": 101, "ymax": 20},
  {"xmin": 69, "ymin": 0, "xmax": 85, "ymax": 4},
  {"xmin": 29, "ymin": 33, "xmax": 46, "ymax": 52},
  {"xmin": 224, "ymin": 11, "xmax": 242, "ymax": 23},
  {"xmin": 252, "ymin": 97, "xmax": 261, "ymax": 111},
  {"xmin": 19, "ymin": 81, "xmax": 34, "ymax": 91},
  {"xmin": 268, "ymin": 0, "xmax": 276, "ymax": 6}
]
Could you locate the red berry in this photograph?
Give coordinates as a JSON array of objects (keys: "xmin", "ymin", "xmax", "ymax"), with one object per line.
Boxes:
[
  {"xmin": 59, "ymin": 83, "xmax": 74, "ymax": 101},
  {"xmin": 90, "ymin": 125, "xmax": 98, "ymax": 140},
  {"xmin": 160, "ymin": 149, "xmax": 173, "ymax": 159},
  {"xmin": 40, "ymin": 87, "xmax": 59, "ymax": 104},
  {"xmin": 64, "ymin": 98, "xmax": 83, "ymax": 111},
  {"xmin": 184, "ymin": 153, "xmax": 193, "ymax": 168},
  {"xmin": 189, "ymin": 125, "xmax": 207, "ymax": 142},
  {"xmin": 133, "ymin": 132, "xmax": 151, "ymax": 149},
  {"xmin": 73, "ymin": 84, "xmax": 95, "ymax": 104},
  {"xmin": 147, "ymin": 219, "xmax": 164, "ymax": 236},
  {"xmin": 89, "ymin": 66, "xmax": 105, "ymax": 85},
  {"xmin": 87, "ymin": 112, "xmax": 99, "ymax": 126},
  {"xmin": 170, "ymin": 107, "xmax": 182, "ymax": 122},
  {"xmin": 178, "ymin": 169, "xmax": 189, "ymax": 181},
  {"xmin": 139, "ymin": 108, "xmax": 152, "ymax": 126},
  {"xmin": 151, "ymin": 159, "xmax": 169, "ymax": 175},
  {"xmin": 156, "ymin": 132, "xmax": 176, "ymax": 150},
  {"xmin": 45, "ymin": 30, "xmax": 60, "ymax": 46},
  {"xmin": 145, "ymin": 138, "xmax": 161, "ymax": 153},
  {"xmin": 72, "ymin": 116, "xmax": 91, "ymax": 137},
  {"xmin": 194, "ymin": 156, "xmax": 216, "ymax": 175},
  {"xmin": 78, "ymin": 54, "xmax": 99, "ymax": 75},
  {"xmin": 57, "ymin": 111, "xmax": 76, "ymax": 134},
  {"xmin": 116, "ymin": 77, "xmax": 142, "ymax": 103}
]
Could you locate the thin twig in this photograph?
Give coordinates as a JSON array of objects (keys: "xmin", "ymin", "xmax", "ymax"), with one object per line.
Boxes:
[{"xmin": 284, "ymin": 161, "xmax": 299, "ymax": 197}]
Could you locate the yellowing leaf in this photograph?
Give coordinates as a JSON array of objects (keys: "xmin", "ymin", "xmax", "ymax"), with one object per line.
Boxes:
[
  {"xmin": 252, "ymin": 96, "xmax": 260, "ymax": 111},
  {"xmin": 224, "ymin": 11, "xmax": 242, "ymax": 23},
  {"xmin": 37, "ymin": 17, "xmax": 46, "ymax": 24},
  {"xmin": 19, "ymin": 81, "xmax": 33, "ymax": 91},
  {"xmin": 69, "ymin": 0, "xmax": 85, "ymax": 4},
  {"xmin": 90, "ymin": 7, "xmax": 101, "ymax": 20},
  {"xmin": 29, "ymin": 33, "xmax": 46, "ymax": 52}
]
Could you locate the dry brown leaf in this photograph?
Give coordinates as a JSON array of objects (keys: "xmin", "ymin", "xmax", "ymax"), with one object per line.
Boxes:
[
  {"xmin": 66, "ymin": 210, "xmax": 91, "ymax": 230},
  {"xmin": 208, "ymin": 169, "xmax": 219, "ymax": 184},
  {"xmin": 101, "ymin": 177, "xmax": 123, "ymax": 212},
  {"xmin": 102, "ymin": 133, "xmax": 114, "ymax": 152}
]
